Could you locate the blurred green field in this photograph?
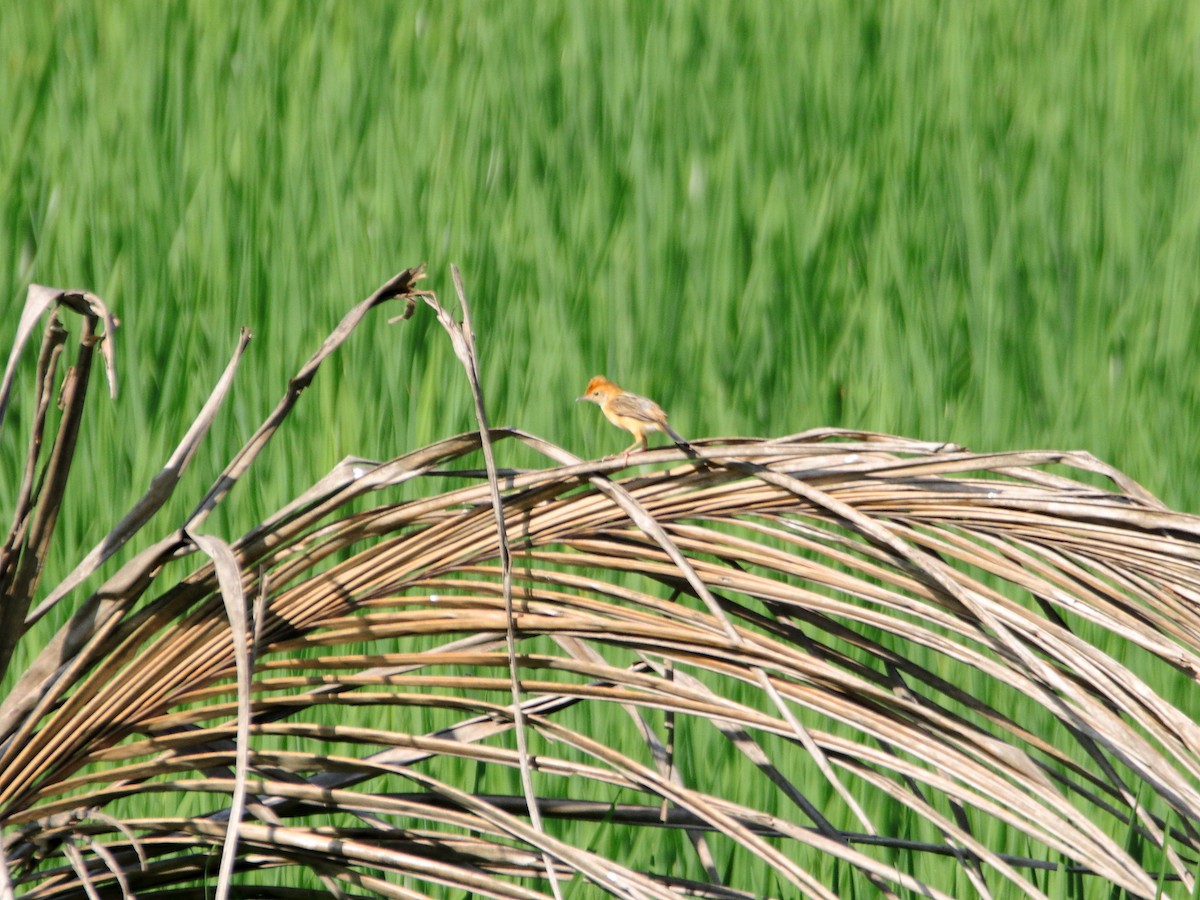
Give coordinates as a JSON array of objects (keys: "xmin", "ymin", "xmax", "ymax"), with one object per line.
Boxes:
[{"xmin": 4, "ymin": 2, "xmax": 1200, "ymax": 896}]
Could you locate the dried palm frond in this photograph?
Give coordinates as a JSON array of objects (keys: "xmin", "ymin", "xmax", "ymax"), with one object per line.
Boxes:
[{"xmin": 3, "ymin": 269, "xmax": 1200, "ymax": 899}]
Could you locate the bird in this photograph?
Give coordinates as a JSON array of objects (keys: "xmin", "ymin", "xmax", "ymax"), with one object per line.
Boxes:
[{"xmin": 577, "ymin": 375, "xmax": 688, "ymax": 458}]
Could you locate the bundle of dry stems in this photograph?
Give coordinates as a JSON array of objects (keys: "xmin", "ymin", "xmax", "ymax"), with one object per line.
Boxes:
[{"xmin": 2, "ymin": 266, "xmax": 1200, "ymax": 899}]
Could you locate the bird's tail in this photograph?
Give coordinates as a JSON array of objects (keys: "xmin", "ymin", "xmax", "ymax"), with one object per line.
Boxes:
[
  {"xmin": 664, "ymin": 424, "xmax": 690, "ymax": 447},
  {"xmin": 660, "ymin": 422, "xmax": 699, "ymax": 460}
]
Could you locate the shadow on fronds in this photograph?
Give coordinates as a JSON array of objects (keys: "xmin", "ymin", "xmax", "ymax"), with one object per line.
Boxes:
[{"xmin": 3, "ymin": 268, "xmax": 1200, "ymax": 899}]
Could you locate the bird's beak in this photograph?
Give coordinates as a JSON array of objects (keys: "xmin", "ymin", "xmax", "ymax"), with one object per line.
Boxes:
[{"xmin": 575, "ymin": 395, "xmax": 586, "ymax": 403}]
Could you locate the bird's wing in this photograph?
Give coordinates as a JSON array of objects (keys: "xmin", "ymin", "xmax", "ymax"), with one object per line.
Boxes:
[{"xmin": 609, "ymin": 392, "xmax": 666, "ymax": 423}]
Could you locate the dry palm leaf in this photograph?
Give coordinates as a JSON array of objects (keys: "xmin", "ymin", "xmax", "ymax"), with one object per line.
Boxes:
[{"xmin": 2, "ymin": 268, "xmax": 1200, "ymax": 899}]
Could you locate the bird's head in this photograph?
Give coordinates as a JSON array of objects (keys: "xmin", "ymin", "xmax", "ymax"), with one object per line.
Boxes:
[{"xmin": 577, "ymin": 375, "xmax": 616, "ymax": 404}]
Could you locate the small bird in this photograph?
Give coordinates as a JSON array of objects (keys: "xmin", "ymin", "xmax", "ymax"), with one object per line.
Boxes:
[{"xmin": 577, "ymin": 375, "xmax": 688, "ymax": 457}]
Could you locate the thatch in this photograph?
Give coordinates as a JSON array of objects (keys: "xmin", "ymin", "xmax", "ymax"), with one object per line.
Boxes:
[{"xmin": 3, "ymin": 268, "xmax": 1200, "ymax": 899}]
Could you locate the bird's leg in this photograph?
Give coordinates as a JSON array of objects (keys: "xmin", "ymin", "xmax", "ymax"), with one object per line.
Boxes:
[{"xmin": 621, "ymin": 434, "xmax": 648, "ymax": 466}]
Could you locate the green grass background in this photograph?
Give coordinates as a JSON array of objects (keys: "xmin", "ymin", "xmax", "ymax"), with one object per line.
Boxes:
[
  {"xmin": 4, "ymin": 1, "xmax": 1200, "ymax": 896},
  {"xmin": 7, "ymin": 0, "xmax": 1200, "ymax": 522}
]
